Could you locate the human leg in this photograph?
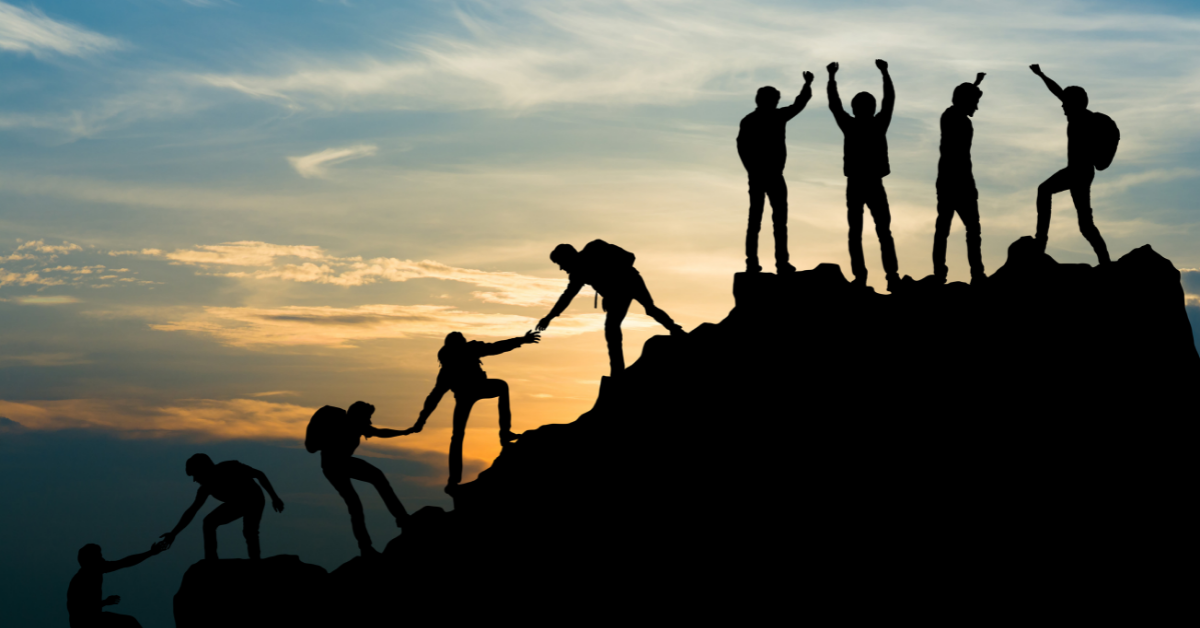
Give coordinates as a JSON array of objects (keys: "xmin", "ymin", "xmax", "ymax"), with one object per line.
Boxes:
[
  {"xmin": 745, "ymin": 176, "xmax": 765, "ymax": 271},
  {"xmin": 201, "ymin": 503, "xmax": 242, "ymax": 560},
  {"xmin": 448, "ymin": 396, "xmax": 478, "ymax": 486},
  {"xmin": 345, "ymin": 457, "xmax": 409, "ymax": 526},
  {"xmin": 1069, "ymin": 171, "xmax": 1110, "ymax": 264},
  {"xmin": 1036, "ymin": 168, "xmax": 1073, "ymax": 250},
  {"xmin": 628, "ymin": 273, "xmax": 682, "ymax": 337},
  {"xmin": 763, "ymin": 172, "xmax": 792, "ymax": 271},
  {"xmin": 932, "ymin": 193, "xmax": 955, "ymax": 280},
  {"xmin": 958, "ymin": 197, "xmax": 985, "ymax": 279},
  {"xmin": 865, "ymin": 179, "xmax": 899, "ymax": 280},
  {"xmin": 473, "ymin": 379, "xmax": 516, "ymax": 444},
  {"xmin": 323, "ymin": 460, "xmax": 373, "ymax": 552},
  {"xmin": 241, "ymin": 496, "xmax": 264, "ymax": 559},
  {"xmin": 603, "ymin": 294, "xmax": 632, "ymax": 376},
  {"xmin": 846, "ymin": 180, "xmax": 867, "ymax": 283}
]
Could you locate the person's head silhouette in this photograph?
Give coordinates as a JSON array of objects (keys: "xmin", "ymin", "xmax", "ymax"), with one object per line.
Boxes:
[
  {"xmin": 952, "ymin": 83, "xmax": 982, "ymax": 116},
  {"xmin": 851, "ymin": 92, "xmax": 876, "ymax": 118},
  {"xmin": 185, "ymin": 453, "xmax": 214, "ymax": 482},
  {"xmin": 348, "ymin": 401, "xmax": 375, "ymax": 420},
  {"xmin": 755, "ymin": 86, "xmax": 781, "ymax": 109},
  {"xmin": 550, "ymin": 244, "xmax": 578, "ymax": 272},
  {"xmin": 1061, "ymin": 85, "xmax": 1088, "ymax": 115},
  {"xmin": 77, "ymin": 544, "xmax": 102, "ymax": 568}
]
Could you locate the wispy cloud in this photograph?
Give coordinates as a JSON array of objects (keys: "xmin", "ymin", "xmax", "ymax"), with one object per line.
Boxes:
[
  {"xmin": 0, "ymin": 2, "xmax": 122, "ymax": 58},
  {"xmin": 14, "ymin": 295, "xmax": 79, "ymax": 305},
  {"xmin": 0, "ymin": 352, "xmax": 89, "ymax": 366},
  {"xmin": 287, "ymin": 145, "xmax": 378, "ymax": 178},
  {"xmin": 150, "ymin": 303, "xmax": 651, "ymax": 348},
  {"xmin": 5, "ymin": 239, "xmax": 83, "ymax": 261},
  {"xmin": 0, "ymin": 270, "xmax": 67, "ymax": 288}
]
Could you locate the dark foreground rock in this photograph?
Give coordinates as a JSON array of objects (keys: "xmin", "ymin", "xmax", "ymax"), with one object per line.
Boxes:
[
  {"xmin": 176, "ymin": 240, "xmax": 1198, "ymax": 622},
  {"xmin": 173, "ymin": 555, "xmax": 327, "ymax": 627}
]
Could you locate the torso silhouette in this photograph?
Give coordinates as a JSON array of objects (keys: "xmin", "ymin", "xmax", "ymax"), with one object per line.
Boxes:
[
  {"xmin": 837, "ymin": 115, "xmax": 891, "ymax": 178},
  {"xmin": 937, "ymin": 106, "xmax": 974, "ymax": 193},
  {"xmin": 737, "ymin": 107, "xmax": 801, "ymax": 174},
  {"xmin": 436, "ymin": 338, "xmax": 525, "ymax": 395},
  {"xmin": 1066, "ymin": 111, "xmax": 1097, "ymax": 169},
  {"xmin": 567, "ymin": 240, "xmax": 636, "ymax": 297},
  {"xmin": 321, "ymin": 413, "xmax": 370, "ymax": 460},
  {"xmin": 66, "ymin": 568, "xmax": 101, "ymax": 625},
  {"xmin": 201, "ymin": 461, "xmax": 263, "ymax": 503}
]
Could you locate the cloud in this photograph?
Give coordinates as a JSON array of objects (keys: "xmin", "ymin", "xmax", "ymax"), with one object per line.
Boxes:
[
  {"xmin": 109, "ymin": 249, "xmax": 163, "ymax": 256},
  {"xmin": 1181, "ymin": 269, "xmax": 1200, "ymax": 296},
  {"xmin": 0, "ymin": 2, "xmax": 123, "ymax": 58},
  {"xmin": 150, "ymin": 303, "xmax": 652, "ymax": 348},
  {"xmin": 0, "ymin": 352, "xmax": 89, "ymax": 366},
  {"xmin": 0, "ymin": 416, "xmax": 26, "ymax": 434},
  {"xmin": 250, "ymin": 391, "xmax": 299, "ymax": 398},
  {"xmin": 6, "ymin": 240, "xmax": 83, "ymax": 261},
  {"xmin": 164, "ymin": 241, "xmax": 327, "ymax": 266},
  {"xmin": 0, "ymin": 270, "xmax": 67, "ymax": 288},
  {"xmin": 13, "ymin": 295, "xmax": 80, "ymax": 305},
  {"xmin": 287, "ymin": 145, "xmax": 378, "ymax": 178}
]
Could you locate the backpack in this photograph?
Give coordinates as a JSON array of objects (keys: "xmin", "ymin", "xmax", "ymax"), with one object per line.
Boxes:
[
  {"xmin": 1091, "ymin": 112, "xmax": 1120, "ymax": 171},
  {"xmin": 584, "ymin": 239, "xmax": 636, "ymax": 270},
  {"xmin": 305, "ymin": 405, "xmax": 345, "ymax": 453}
]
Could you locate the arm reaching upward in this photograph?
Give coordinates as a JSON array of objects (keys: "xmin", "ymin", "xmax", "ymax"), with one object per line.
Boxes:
[
  {"xmin": 160, "ymin": 488, "xmax": 208, "ymax": 549},
  {"xmin": 250, "ymin": 468, "xmax": 285, "ymax": 513},
  {"xmin": 1030, "ymin": 64, "xmax": 1064, "ymax": 101},
  {"xmin": 877, "ymin": 59, "xmax": 895, "ymax": 129},
  {"xmin": 826, "ymin": 62, "xmax": 850, "ymax": 130},
  {"xmin": 536, "ymin": 281, "xmax": 583, "ymax": 331},
  {"xmin": 780, "ymin": 71, "xmax": 815, "ymax": 121}
]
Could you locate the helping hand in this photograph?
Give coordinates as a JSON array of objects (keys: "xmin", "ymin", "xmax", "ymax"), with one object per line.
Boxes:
[
  {"xmin": 523, "ymin": 330, "xmax": 541, "ymax": 344},
  {"xmin": 158, "ymin": 533, "xmax": 175, "ymax": 551},
  {"xmin": 535, "ymin": 317, "xmax": 551, "ymax": 332},
  {"xmin": 802, "ymin": 70, "xmax": 814, "ymax": 83},
  {"xmin": 1029, "ymin": 64, "xmax": 1042, "ymax": 75},
  {"xmin": 150, "ymin": 540, "xmax": 169, "ymax": 555},
  {"xmin": 826, "ymin": 62, "xmax": 838, "ymax": 75},
  {"xmin": 875, "ymin": 59, "xmax": 888, "ymax": 71},
  {"xmin": 272, "ymin": 497, "xmax": 285, "ymax": 513}
]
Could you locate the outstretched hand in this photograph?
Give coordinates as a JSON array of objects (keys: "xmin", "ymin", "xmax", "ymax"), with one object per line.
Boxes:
[
  {"xmin": 974, "ymin": 72, "xmax": 986, "ymax": 86},
  {"xmin": 802, "ymin": 70, "xmax": 814, "ymax": 84},
  {"xmin": 272, "ymin": 497, "xmax": 285, "ymax": 513},
  {"xmin": 158, "ymin": 533, "xmax": 175, "ymax": 551},
  {"xmin": 1029, "ymin": 64, "xmax": 1042, "ymax": 76},
  {"xmin": 150, "ymin": 540, "xmax": 169, "ymax": 555},
  {"xmin": 826, "ymin": 62, "xmax": 839, "ymax": 75},
  {"xmin": 875, "ymin": 59, "xmax": 888, "ymax": 71},
  {"xmin": 523, "ymin": 330, "xmax": 541, "ymax": 344},
  {"xmin": 535, "ymin": 317, "xmax": 551, "ymax": 332}
]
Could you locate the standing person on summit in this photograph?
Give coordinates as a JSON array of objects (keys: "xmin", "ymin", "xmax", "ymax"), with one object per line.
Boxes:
[
  {"xmin": 933, "ymin": 73, "xmax": 988, "ymax": 284},
  {"xmin": 737, "ymin": 71, "xmax": 816, "ymax": 274},
  {"xmin": 307, "ymin": 402, "xmax": 413, "ymax": 555},
  {"xmin": 827, "ymin": 59, "xmax": 904, "ymax": 292},
  {"xmin": 536, "ymin": 240, "xmax": 686, "ymax": 377},
  {"xmin": 1029, "ymin": 64, "xmax": 1113, "ymax": 264},
  {"xmin": 411, "ymin": 330, "xmax": 540, "ymax": 492}
]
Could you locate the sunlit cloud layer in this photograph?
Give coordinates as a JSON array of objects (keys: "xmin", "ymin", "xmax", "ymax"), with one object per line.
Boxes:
[
  {"xmin": 288, "ymin": 145, "xmax": 379, "ymax": 179},
  {"xmin": 0, "ymin": 1, "xmax": 122, "ymax": 58}
]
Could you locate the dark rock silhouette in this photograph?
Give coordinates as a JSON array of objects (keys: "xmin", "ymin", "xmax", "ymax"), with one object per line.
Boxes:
[
  {"xmin": 173, "ymin": 556, "xmax": 327, "ymax": 628},
  {"xmin": 174, "ymin": 240, "xmax": 1197, "ymax": 620}
]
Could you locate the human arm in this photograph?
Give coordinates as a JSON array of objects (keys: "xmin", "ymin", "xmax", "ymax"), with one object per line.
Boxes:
[
  {"xmin": 102, "ymin": 595, "xmax": 121, "ymax": 607},
  {"xmin": 975, "ymin": 72, "xmax": 986, "ymax": 86},
  {"xmin": 780, "ymin": 71, "xmax": 815, "ymax": 120},
  {"xmin": 250, "ymin": 468, "xmax": 285, "ymax": 513},
  {"xmin": 477, "ymin": 330, "xmax": 541, "ymax": 358},
  {"xmin": 877, "ymin": 59, "xmax": 895, "ymax": 129},
  {"xmin": 826, "ymin": 63, "xmax": 850, "ymax": 129},
  {"xmin": 409, "ymin": 377, "xmax": 451, "ymax": 433},
  {"xmin": 536, "ymin": 280, "xmax": 583, "ymax": 331},
  {"xmin": 1029, "ymin": 64, "xmax": 1064, "ymax": 101},
  {"xmin": 104, "ymin": 541, "xmax": 167, "ymax": 573},
  {"xmin": 159, "ymin": 488, "xmax": 208, "ymax": 549}
]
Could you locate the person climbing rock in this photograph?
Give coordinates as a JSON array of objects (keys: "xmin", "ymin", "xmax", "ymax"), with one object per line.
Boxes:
[{"xmin": 159, "ymin": 454, "xmax": 284, "ymax": 560}]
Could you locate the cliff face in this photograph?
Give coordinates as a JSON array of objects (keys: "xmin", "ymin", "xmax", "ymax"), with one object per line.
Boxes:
[{"xmin": 175, "ymin": 239, "xmax": 1198, "ymax": 622}]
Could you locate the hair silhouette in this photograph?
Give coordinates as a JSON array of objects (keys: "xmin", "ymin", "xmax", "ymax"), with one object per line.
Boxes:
[
  {"xmin": 537, "ymin": 240, "xmax": 685, "ymax": 376},
  {"xmin": 1029, "ymin": 64, "xmax": 1112, "ymax": 263},
  {"xmin": 412, "ymin": 331, "xmax": 540, "ymax": 491},
  {"xmin": 159, "ymin": 455, "xmax": 285, "ymax": 560},
  {"xmin": 933, "ymin": 72, "xmax": 987, "ymax": 283},
  {"xmin": 827, "ymin": 60, "xmax": 903, "ymax": 291},
  {"xmin": 68, "ymin": 541, "xmax": 165, "ymax": 627},
  {"xmin": 307, "ymin": 402, "xmax": 412, "ymax": 555},
  {"xmin": 737, "ymin": 72, "xmax": 814, "ymax": 273}
]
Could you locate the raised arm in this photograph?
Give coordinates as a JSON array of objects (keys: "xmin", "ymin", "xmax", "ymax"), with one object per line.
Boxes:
[
  {"xmin": 104, "ymin": 542, "xmax": 164, "ymax": 573},
  {"xmin": 877, "ymin": 59, "xmax": 895, "ymax": 129},
  {"xmin": 250, "ymin": 467, "xmax": 285, "ymax": 513},
  {"xmin": 1029, "ymin": 64, "xmax": 1064, "ymax": 101},
  {"xmin": 780, "ymin": 71, "xmax": 815, "ymax": 121},
  {"xmin": 160, "ymin": 488, "xmax": 208, "ymax": 548},
  {"xmin": 536, "ymin": 280, "xmax": 583, "ymax": 331},
  {"xmin": 826, "ymin": 62, "xmax": 851, "ymax": 130}
]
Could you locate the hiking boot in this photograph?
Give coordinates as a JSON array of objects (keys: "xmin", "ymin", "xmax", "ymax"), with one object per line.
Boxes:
[
  {"xmin": 851, "ymin": 275, "xmax": 867, "ymax": 288},
  {"xmin": 886, "ymin": 274, "xmax": 903, "ymax": 294},
  {"xmin": 444, "ymin": 483, "xmax": 459, "ymax": 495},
  {"xmin": 776, "ymin": 262, "xmax": 797, "ymax": 274},
  {"xmin": 669, "ymin": 324, "xmax": 687, "ymax": 338},
  {"xmin": 971, "ymin": 272, "xmax": 988, "ymax": 285},
  {"xmin": 746, "ymin": 261, "xmax": 762, "ymax": 273},
  {"xmin": 500, "ymin": 430, "xmax": 520, "ymax": 446}
]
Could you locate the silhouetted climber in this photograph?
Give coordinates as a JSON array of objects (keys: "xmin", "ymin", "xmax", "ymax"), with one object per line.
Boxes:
[
  {"xmin": 159, "ymin": 454, "xmax": 284, "ymax": 560},
  {"xmin": 828, "ymin": 60, "xmax": 903, "ymax": 292},
  {"xmin": 737, "ymin": 71, "xmax": 815, "ymax": 274},
  {"xmin": 306, "ymin": 402, "xmax": 413, "ymax": 555},
  {"xmin": 536, "ymin": 240, "xmax": 686, "ymax": 375},
  {"xmin": 411, "ymin": 331, "xmax": 540, "ymax": 492},
  {"xmin": 67, "ymin": 541, "xmax": 165, "ymax": 628},
  {"xmin": 933, "ymin": 73, "xmax": 987, "ymax": 283},
  {"xmin": 1029, "ymin": 64, "xmax": 1116, "ymax": 264}
]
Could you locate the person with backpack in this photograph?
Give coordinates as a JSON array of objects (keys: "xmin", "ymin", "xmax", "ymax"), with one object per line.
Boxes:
[
  {"xmin": 736, "ymin": 71, "xmax": 815, "ymax": 274},
  {"xmin": 932, "ymin": 73, "xmax": 988, "ymax": 284},
  {"xmin": 827, "ymin": 59, "xmax": 905, "ymax": 292},
  {"xmin": 410, "ymin": 330, "xmax": 540, "ymax": 492},
  {"xmin": 1029, "ymin": 64, "xmax": 1115, "ymax": 264},
  {"xmin": 67, "ymin": 541, "xmax": 166, "ymax": 628},
  {"xmin": 158, "ymin": 454, "xmax": 285, "ymax": 560},
  {"xmin": 307, "ymin": 402, "xmax": 412, "ymax": 556},
  {"xmin": 536, "ymin": 240, "xmax": 686, "ymax": 376}
]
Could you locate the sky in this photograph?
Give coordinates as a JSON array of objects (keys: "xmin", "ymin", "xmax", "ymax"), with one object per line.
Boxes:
[{"xmin": 2, "ymin": 1, "xmax": 1199, "ymax": 625}]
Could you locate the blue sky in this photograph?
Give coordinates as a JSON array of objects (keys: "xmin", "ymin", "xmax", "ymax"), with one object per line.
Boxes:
[{"xmin": 2, "ymin": 1, "xmax": 1199, "ymax": 625}]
